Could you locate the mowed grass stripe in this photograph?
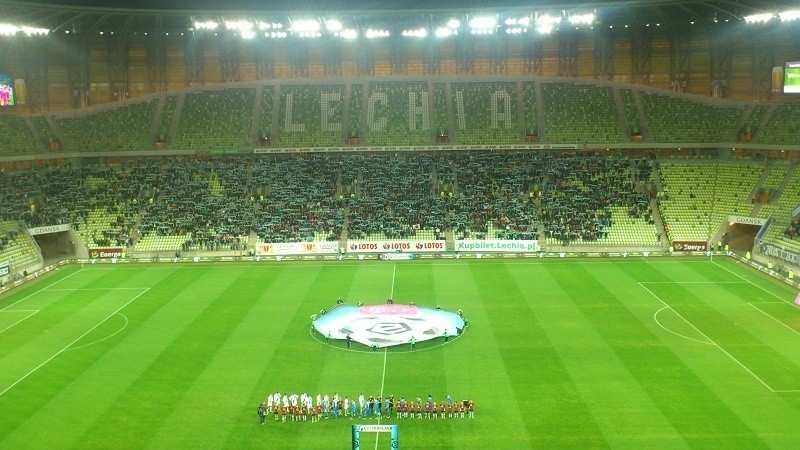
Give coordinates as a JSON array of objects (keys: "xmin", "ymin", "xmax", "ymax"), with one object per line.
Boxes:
[
  {"xmin": 147, "ymin": 265, "xmax": 330, "ymax": 449},
  {"xmin": 471, "ymin": 262, "xmax": 609, "ymax": 448},
  {"xmin": 505, "ymin": 263, "xmax": 688, "ymax": 448},
  {"xmin": 620, "ymin": 261, "xmax": 800, "ymax": 447},
  {"xmin": 224, "ymin": 264, "xmax": 358, "ymax": 449},
  {"xmin": 592, "ymin": 262, "xmax": 770, "ymax": 448},
  {"xmin": 377, "ymin": 263, "xmax": 457, "ymax": 448},
  {"xmin": 435, "ymin": 263, "xmax": 545, "ymax": 449},
  {"xmin": 66, "ymin": 266, "xmax": 262, "ymax": 448},
  {"xmin": 0, "ymin": 266, "xmax": 166, "ymax": 447},
  {"xmin": 643, "ymin": 277, "xmax": 800, "ymax": 391}
]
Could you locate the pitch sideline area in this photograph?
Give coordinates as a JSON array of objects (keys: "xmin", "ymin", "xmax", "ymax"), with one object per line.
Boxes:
[{"xmin": 0, "ymin": 258, "xmax": 799, "ymax": 448}]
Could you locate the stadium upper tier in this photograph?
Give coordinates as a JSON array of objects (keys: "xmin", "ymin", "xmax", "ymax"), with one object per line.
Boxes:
[{"xmin": 3, "ymin": 77, "xmax": 799, "ymax": 156}]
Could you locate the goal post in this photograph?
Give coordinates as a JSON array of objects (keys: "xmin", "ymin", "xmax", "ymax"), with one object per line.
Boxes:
[{"xmin": 351, "ymin": 424, "xmax": 398, "ymax": 449}]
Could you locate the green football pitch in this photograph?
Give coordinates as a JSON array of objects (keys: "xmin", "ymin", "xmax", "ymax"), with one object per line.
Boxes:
[{"xmin": 1, "ymin": 257, "xmax": 800, "ymax": 449}]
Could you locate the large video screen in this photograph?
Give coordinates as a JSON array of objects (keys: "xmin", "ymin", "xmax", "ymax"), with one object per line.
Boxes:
[
  {"xmin": 785, "ymin": 62, "xmax": 800, "ymax": 94},
  {"xmin": 0, "ymin": 74, "xmax": 13, "ymax": 106}
]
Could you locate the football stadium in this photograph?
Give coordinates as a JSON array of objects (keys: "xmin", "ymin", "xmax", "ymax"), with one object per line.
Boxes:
[{"xmin": 1, "ymin": 0, "xmax": 800, "ymax": 448}]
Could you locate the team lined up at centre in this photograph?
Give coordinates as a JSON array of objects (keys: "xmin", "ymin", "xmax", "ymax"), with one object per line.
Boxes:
[{"xmin": 257, "ymin": 392, "xmax": 475, "ymax": 424}]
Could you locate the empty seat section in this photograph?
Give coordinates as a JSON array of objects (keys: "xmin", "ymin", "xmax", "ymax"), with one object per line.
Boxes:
[
  {"xmin": 277, "ymin": 84, "xmax": 344, "ymax": 148},
  {"xmin": 364, "ymin": 81, "xmax": 430, "ymax": 146},
  {"xmin": 452, "ymin": 82, "xmax": 519, "ymax": 145},
  {"xmin": 542, "ymin": 83, "xmax": 623, "ymax": 144}
]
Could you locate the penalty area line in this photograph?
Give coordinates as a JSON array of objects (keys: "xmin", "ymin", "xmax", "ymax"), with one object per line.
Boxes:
[
  {"xmin": 639, "ymin": 282, "xmax": 779, "ymax": 392},
  {"xmin": 0, "ymin": 310, "xmax": 40, "ymax": 335},
  {"xmin": 0, "ymin": 287, "xmax": 149, "ymax": 399}
]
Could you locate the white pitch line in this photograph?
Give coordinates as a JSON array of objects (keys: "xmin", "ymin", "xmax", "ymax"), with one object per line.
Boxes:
[
  {"xmin": 390, "ymin": 265, "xmax": 396, "ymax": 299},
  {"xmin": 747, "ymin": 303, "xmax": 800, "ymax": 337},
  {"xmin": 713, "ymin": 261, "xmax": 795, "ymax": 305},
  {"xmin": 375, "ymin": 347, "xmax": 388, "ymax": 450},
  {"xmin": 0, "ymin": 288, "xmax": 149, "ymax": 398},
  {"xmin": 638, "ymin": 281, "xmax": 748, "ymax": 284},
  {"xmin": 652, "ymin": 306, "xmax": 712, "ymax": 345},
  {"xmin": 0, "ymin": 310, "xmax": 40, "ymax": 335},
  {"xmin": 638, "ymin": 282, "xmax": 778, "ymax": 392},
  {"xmin": 45, "ymin": 287, "xmax": 149, "ymax": 291},
  {"xmin": 1, "ymin": 267, "xmax": 83, "ymax": 312}
]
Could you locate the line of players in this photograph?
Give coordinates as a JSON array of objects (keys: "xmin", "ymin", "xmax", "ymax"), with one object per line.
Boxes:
[{"xmin": 257, "ymin": 392, "xmax": 475, "ymax": 424}]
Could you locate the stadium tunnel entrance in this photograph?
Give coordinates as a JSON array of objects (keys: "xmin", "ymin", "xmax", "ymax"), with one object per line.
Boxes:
[
  {"xmin": 720, "ymin": 223, "xmax": 760, "ymax": 253},
  {"xmin": 31, "ymin": 228, "xmax": 84, "ymax": 263}
]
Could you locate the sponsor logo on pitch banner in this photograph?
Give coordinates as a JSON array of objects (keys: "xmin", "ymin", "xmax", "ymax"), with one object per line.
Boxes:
[
  {"xmin": 347, "ymin": 240, "xmax": 445, "ymax": 253},
  {"xmin": 257, "ymin": 241, "xmax": 338, "ymax": 255},
  {"xmin": 455, "ymin": 239, "xmax": 538, "ymax": 252},
  {"xmin": 313, "ymin": 303, "xmax": 465, "ymax": 349},
  {"xmin": 89, "ymin": 247, "xmax": 124, "ymax": 259},
  {"xmin": 672, "ymin": 241, "xmax": 707, "ymax": 252}
]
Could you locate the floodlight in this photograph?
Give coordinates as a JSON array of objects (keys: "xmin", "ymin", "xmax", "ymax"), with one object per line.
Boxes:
[
  {"xmin": 194, "ymin": 20, "xmax": 219, "ymax": 31},
  {"xmin": 257, "ymin": 21, "xmax": 283, "ymax": 30},
  {"xmin": 241, "ymin": 30, "xmax": 256, "ymax": 40},
  {"xmin": 469, "ymin": 16, "xmax": 497, "ymax": 32},
  {"xmin": 780, "ymin": 10, "xmax": 800, "ymax": 22},
  {"xmin": 326, "ymin": 20, "xmax": 343, "ymax": 32},
  {"xmin": 447, "ymin": 19, "xmax": 460, "ymax": 29},
  {"xmin": 365, "ymin": 28, "xmax": 390, "ymax": 38},
  {"xmin": 225, "ymin": 20, "xmax": 253, "ymax": 32},
  {"xmin": 338, "ymin": 28, "xmax": 358, "ymax": 39},
  {"xmin": 535, "ymin": 14, "xmax": 561, "ymax": 34},
  {"xmin": 401, "ymin": 27, "xmax": 427, "ymax": 38},
  {"xmin": 568, "ymin": 13, "xmax": 595, "ymax": 25},
  {"xmin": 290, "ymin": 19, "xmax": 320, "ymax": 33},
  {"xmin": 744, "ymin": 13, "xmax": 774, "ymax": 23},
  {"xmin": 435, "ymin": 27, "xmax": 456, "ymax": 38}
]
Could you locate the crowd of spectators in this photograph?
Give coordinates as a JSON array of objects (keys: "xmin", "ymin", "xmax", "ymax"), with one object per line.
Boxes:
[
  {"xmin": 0, "ymin": 152, "xmax": 658, "ymax": 251},
  {"xmin": 784, "ymin": 219, "xmax": 800, "ymax": 240},
  {"xmin": 345, "ymin": 154, "xmax": 448, "ymax": 240},
  {"xmin": 540, "ymin": 154, "xmax": 653, "ymax": 244}
]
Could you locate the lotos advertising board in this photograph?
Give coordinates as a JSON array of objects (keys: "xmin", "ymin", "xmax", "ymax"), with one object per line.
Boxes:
[
  {"xmin": 455, "ymin": 239, "xmax": 538, "ymax": 253},
  {"xmin": 256, "ymin": 241, "xmax": 339, "ymax": 256},
  {"xmin": 89, "ymin": 247, "xmax": 125, "ymax": 259},
  {"xmin": 346, "ymin": 240, "xmax": 445, "ymax": 253},
  {"xmin": 672, "ymin": 241, "xmax": 707, "ymax": 252}
]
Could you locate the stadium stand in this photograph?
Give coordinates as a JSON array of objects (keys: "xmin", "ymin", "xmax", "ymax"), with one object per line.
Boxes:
[
  {"xmin": 522, "ymin": 82, "xmax": 537, "ymax": 140},
  {"xmin": 346, "ymin": 153, "xmax": 446, "ymax": 241},
  {"xmin": 173, "ymin": 88, "xmax": 255, "ymax": 150},
  {"xmin": 541, "ymin": 155, "xmax": 654, "ymax": 245},
  {"xmin": 450, "ymin": 151, "xmax": 542, "ymax": 241},
  {"xmin": 640, "ymin": 92, "xmax": 744, "ymax": 143},
  {"xmin": 364, "ymin": 81, "xmax": 430, "ymax": 146},
  {"xmin": 348, "ymin": 84, "xmax": 364, "ymax": 142},
  {"xmin": 277, "ymin": 84, "xmax": 344, "ymax": 148},
  {"xmin": 620, "ymin": 89, "xmax": 641, "ymax": 135},
  {"xmin": 741, "ymin": 104, "xmax": 768, "ymax": 138},
  {"xmin": 452, "ymin": 82, "xmax": 519, "ymax": 145},
  {"xmin": 0, "ymin": 220, "xmax": 40, "ymax": 272},
  {"xmin": 542, "ymin": 83, "xmax": 624, "ymax": 144},
  {"xmin": 155, "ymin": 95, "xmax": 179, "ymax": 143},
  {"xmin": 657, "ymin": 162, "xmax": 762, "ymax": 242},
  {"xmin": 0, "ymin": 115, "xmax": 40, "ymax": 155},
  {"xmin": 55, "ymin": 99, "xmax": 158, "ymax": 152},
  {"xmin": 433, "ymin": 83, "xmax": 448, "ymax": 141},
  {"xmin": 757, "ymin": 103, "xmax": 800, "ymax": 145}
]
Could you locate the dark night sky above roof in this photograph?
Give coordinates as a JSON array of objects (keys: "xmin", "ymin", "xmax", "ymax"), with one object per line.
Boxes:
[
  {"xmin": 3, "ymin": 0, "xmax": 798, "ymax": 33},
  {"xmin": 15, "ymin": 1, "xmax": 798, "ymax": 14},
  {"xmin": 16, "ymin": 0, "xmax": 574, "ymax": 12}
]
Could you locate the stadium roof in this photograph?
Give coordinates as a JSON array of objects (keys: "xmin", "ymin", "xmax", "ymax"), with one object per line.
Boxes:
[{"xmin": 1, "ymin": 0, "xmax": 797, "ymax": 35}]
